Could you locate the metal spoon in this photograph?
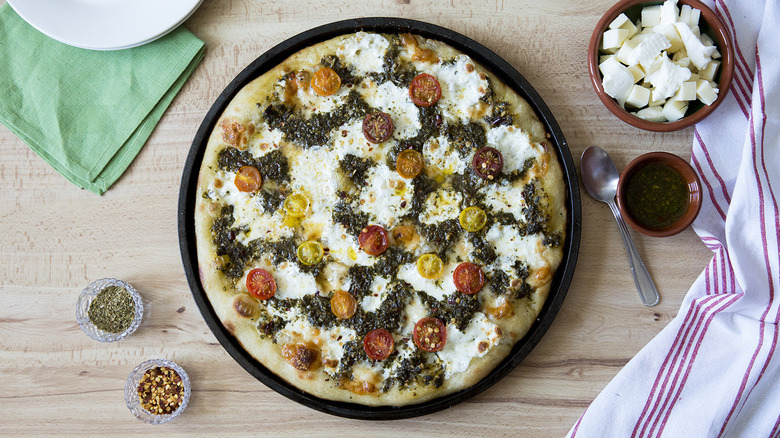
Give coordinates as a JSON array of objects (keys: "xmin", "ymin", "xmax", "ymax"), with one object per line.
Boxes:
[{"xmin": 581, "ymin": 146, "xmax": 660, "ymax": 307}]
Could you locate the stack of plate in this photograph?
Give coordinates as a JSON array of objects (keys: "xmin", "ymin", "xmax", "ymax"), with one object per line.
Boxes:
[{"xmin": 7, "ymin": 0, "xmax": 203, "ymax": 50}]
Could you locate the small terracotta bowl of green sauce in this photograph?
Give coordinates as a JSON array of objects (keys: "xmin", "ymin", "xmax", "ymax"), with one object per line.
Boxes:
[{"xmin": 617, "ymin": 152, "xmax": 702, "ymax": 237}]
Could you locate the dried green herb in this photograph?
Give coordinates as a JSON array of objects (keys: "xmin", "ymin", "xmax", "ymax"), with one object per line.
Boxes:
[{"xmin": 88, "ymin": 285, "xmax": 135, "ymax": 333}]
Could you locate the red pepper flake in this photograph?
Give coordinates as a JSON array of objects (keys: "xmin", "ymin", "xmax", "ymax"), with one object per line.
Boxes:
[{"xmin": 137, "ymin": 366, "xmax": 184, "ymax": 415}]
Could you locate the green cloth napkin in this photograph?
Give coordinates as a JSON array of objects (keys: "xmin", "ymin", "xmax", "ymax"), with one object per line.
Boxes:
[{"xmin": 0, "ymin": 4, "xmax": 205, "ymax": 194}]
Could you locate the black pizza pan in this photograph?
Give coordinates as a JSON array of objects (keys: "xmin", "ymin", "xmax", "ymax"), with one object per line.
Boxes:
[{"xmin": 178, "ymin": 17, "xmax": 581, "ymax": 420}]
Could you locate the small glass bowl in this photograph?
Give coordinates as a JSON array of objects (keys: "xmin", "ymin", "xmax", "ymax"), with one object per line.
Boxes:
[
  {"xmin": 125, "ymin": 358, "xmax": 191, "ymax": 424},
  {"xmin": 76, "ymin": 278, "xmax": 143, "ymax": 342}
]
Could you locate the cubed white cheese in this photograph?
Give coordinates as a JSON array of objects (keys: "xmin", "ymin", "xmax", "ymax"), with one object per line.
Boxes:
[
  {"xmin": 616, "ymin": 38, "xmax": 640, "ymax": 64},
  {"xmin": 676, "ymin": 22, "xmax": 716, "ymax": 69},
  {"xmin": 663, "ymin": 99, "xmax": 688, "ymax": 121},
  {"xmin": 599, "ymin": 56, "xmax": 622, "ymax": 75},
  {"xmin": 654, "ymin": 24, "xmax": 684, "ymax": 53},
  {"xmin": 672, "ymin": 81, "xmax": 697, "ymax": 101},
  {"xmin": 674, "ymin": 57, "xmax": 691, "ymax": 68},
  {"xmin": 672, "ymin": 48, "xmax": 688, "ymax": 61},
  {"xmin": 602, "ymin": 61, "xmax": 635, "ymax": 104},
  {"xmin": 634, "ymin": 105, "xmax": 666, "ymax": 122},
  {"xmin": 649, "ymin": 88, "xmax": 667, "ymax": 106},
  {"xmin": 657, "ymin": 0, "xmax": 680, "ymax": 28},
  {"xmin": 627, "ymin": 64, "xmax": 645, "ymax": 83},
  {"xmin": 679, "ymin": 4, "xmax": 693, "ymax": 26},
  {"xmin": 602, "ymin": 29, "xmax": 630, "ymax": 52},
  {"xmin": 700, "ymin": 33, "xmax": 715, "ymax": 47},
  {"xmin": 642, "ymin": 5, "xmax": 662, "ymax": 27},
  {"xmin": 687, "ymin": 8, "xmax": 701, "ymax": 28},
  {"xmin": 610, "ymin": 13, "xmax": 640, "ymax": 37},
  {"xmin": 627, "ymin": 33, "xmax": 671, "ymax": 68},
  {"xmin": 600, "ymin": 54, "xmax": 613, "ymax": 64},
  {"xmin": 699, "ymin": 60, "xmax": 721, "ymax": 81},
  {"xmin": 696, "ymin": 79, "xmax": 719, "ymax": 105},
  {"xmin": 626, "ymin": 84, "xmax": 651, "ymax": 109},
  {"xmin": 689, "ymin": 73, "xmax": 700, "ymax": 82},
  {"xmin": 609, "ymin": 13, "xmax": 631, "ymax": 29},
  {"xmin": 646, "ymin": 56, "xmax": 691, "ymax": 99}
]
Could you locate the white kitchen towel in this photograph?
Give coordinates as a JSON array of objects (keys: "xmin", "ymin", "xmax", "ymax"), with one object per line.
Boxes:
[{"xmin": 568, "ymin": 0, "xmax": 780, "ymax": 436}]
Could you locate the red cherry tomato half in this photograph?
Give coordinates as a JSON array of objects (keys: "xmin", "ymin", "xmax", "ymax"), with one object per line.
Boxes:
[
  {"xmin": 363, "ymin": 328, "xmax": 395, "ymax": 360},
  {"xmin": 235, "ymin": 166, "xmax": 262, "ymax": 192},
  {"xmin": 453, "ymin": 262, "xmax": 485, "ymax": 295},
  {"xmin": 246, "ymin": 268, "xmax": 276, "ymax": 300},
  {"xmin": 409, "ymin": 73, "xmax": 442, "ymax": 107},
  {"xmin": 362, "ymin": 112, "xmax": 394, "ymax": 144},
  {"xmin": 358, "ymin": 225, "xmax": 389, "ymax": 256},
  {"xmin": 413, "ymin": 317, "xmax": 447, "ymax": 352},
  {"xmin": 472, "ymin": 147, "xmax": 503, "ymax": 180}
]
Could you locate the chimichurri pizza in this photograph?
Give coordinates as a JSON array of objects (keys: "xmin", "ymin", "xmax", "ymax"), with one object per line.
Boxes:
[{"xmin": 194, "ymin": 32, "xmax": 566, "ymax": 406}]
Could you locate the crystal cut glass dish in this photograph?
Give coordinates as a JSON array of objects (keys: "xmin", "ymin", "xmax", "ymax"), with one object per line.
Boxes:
[
  {"xmin": 76, "ymin": 277, "xmax": 143, "ymax": 342},
  {"xmin": 125, "ymin": 358, "xmax": 191, "ymax": 424}
]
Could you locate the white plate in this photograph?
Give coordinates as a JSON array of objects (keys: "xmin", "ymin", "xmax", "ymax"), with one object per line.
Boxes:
[{"xmin": 7, "ymin": 0, "xmax": 203, "ymax": 51}]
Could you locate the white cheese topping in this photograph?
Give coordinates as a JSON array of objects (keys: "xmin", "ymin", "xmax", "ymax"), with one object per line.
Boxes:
[
  {"xmin": 485, "ymin": 125, "xmax": 541, "ymax": 173},
  {"xmin": 485, "ymin": 223, "xmax": 545, "ymax": 270},
  {"xmin": 422, "ymin": 135, "xmax": 466, "ymax": 175},
  {"xmin": 272, "ymin": 261, "xmax": 319, "ymax": 300},
  {"xmin": 274, "ymin": 306, "xmax": 358, "ymax": 364},
  {"xmin": 396, "ymin": 261, "xmax": 459, "ymax": 301},
  {"xmin": 210, "ymin": 171, "xmax": 293, "ymax": 243},
  {"xmin": 338, "ymin": 32, "xmax": 390, "ymax": 76},
  {"xmin": 401, "ymin": 293, "xmax": 429, "ymax": 335},
  {"xmin": 360, "ymin": 276, "xmax": 391, "ymax": 312},
  {"xmin": 320, "ymin": 222, "xmax": 376, "ymax": 267},
  {"xmin": 246, "ymin": 125, "xmax": 284, "ymax": 159},
  {"xmin": 434, "ymin": 55, "xmax": 488, "ymax": 121},
  {"xmin": 436, "ymin": 312, "xmax": 501, "ymax": 377},
  {"xmin": 332, "ymin": 119, "xmax": 389, "ymax": 163},
  {"xmin": 356, "ymin": 164, "xmax": 414, "ymax": 228},
  {"xmin": 419, "ymin": 188, "xmax": 462, "ymax": 225},
  {"xmin": 479, "ymin": 181, "xmax": 526, "ymax": 222},
  {"xmin": 358, "ymin": 80, "xmax": 421, "ymax": 140}
]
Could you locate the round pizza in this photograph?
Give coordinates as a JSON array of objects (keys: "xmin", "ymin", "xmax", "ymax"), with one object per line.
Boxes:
[{"xmin": 194, "ymin": 31, "xmax": 567, "ymax": 406}]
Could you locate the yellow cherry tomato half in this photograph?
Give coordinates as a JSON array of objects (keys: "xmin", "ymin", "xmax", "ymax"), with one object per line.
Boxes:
[
  {"xmin": 283, "ymin": 192, "xmax": 310, "ymax": 217},
  {"xmin": 416, "ymin": 253, "xmax": 444, "ymax": 280},
  {"xmin": 234, "ymin": 166, "xmax": 262, "ymax": 192},
  {"xmin": 396, "ymin": 149, "xmax": 424, "ymax": 179},
  {"xmin": 310, "ymin": 67, "xmax": 341, "ymax": 96},
  {"xmin": 459, "ymin": 206, "xmax": 488, "ymax": 232},
  {"xmin": 330, "ymin": 290, "xmax": 357, "ymax": 319},
  {"xmin": 296, "ymin": 241, "xmax": 324, "ymax": 266}
]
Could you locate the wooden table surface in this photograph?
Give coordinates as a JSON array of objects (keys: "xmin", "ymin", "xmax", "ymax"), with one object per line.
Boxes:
[{"xmin": 0, "ymin": 0, "xmax": 715, "ymax": 436}]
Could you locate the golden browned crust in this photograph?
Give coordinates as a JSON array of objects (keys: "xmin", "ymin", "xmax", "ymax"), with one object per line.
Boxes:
[{"xmin": 194, "ymin": 32, "xmax": 566, "ymax": 406}]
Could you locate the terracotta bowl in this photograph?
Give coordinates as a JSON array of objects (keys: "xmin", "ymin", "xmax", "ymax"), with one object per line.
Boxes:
[
  {"xmin": 588, "ymin": 0, "xmax": 734, "ymax": 131},
  {"xmin": 617, "ymin": 152, "xmax": 702, "ymax": 237}
]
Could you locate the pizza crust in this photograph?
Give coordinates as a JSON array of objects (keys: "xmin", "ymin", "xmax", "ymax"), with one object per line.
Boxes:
[{"xmin": 194, "ymin": 32, "xmax": 566, "ymax": 406}]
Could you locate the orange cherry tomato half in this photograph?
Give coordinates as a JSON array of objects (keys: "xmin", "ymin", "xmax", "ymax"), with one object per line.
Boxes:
[
  {"xmin": 409, "ymin": 73, "xmax": 442, "ymax": 107},
  {"xmin": 246, "ymin": 268, "xmax": 276, "ymax": 300},
  {"xmin": 362, "ymin": 112, "xmax": 394, "ymax": 144},
  {"xmin": 453, "ymin": 262, "xmax": 485, "ymax": 295},
  {"xmin": 472, "ymin": 147, "xmax": 503, "ymax": 180},
  {"xmin": 234, "ymin": 166, "xmax": 262, "ymax": 192},
  {"xmin": 396, "ymin": 149, "xmax": 424, "ymax": 179},
  {"xmin": 310, "ymin": 67, "xmax": 341, "ymax": 96},
  {"xmin": 330, "ymin": 290, "xmax": 357, "ymax": 319},
  {"xmin": 358, "ymin": 225, "xmax": 389, "ymax": 256},
  {"xmin": 363, "ymin": 328, "xmax": 395, "ymax": 360},
  {"xmin": 413, "ymin": 317, "xmax": 447, "ymax": 352}
]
